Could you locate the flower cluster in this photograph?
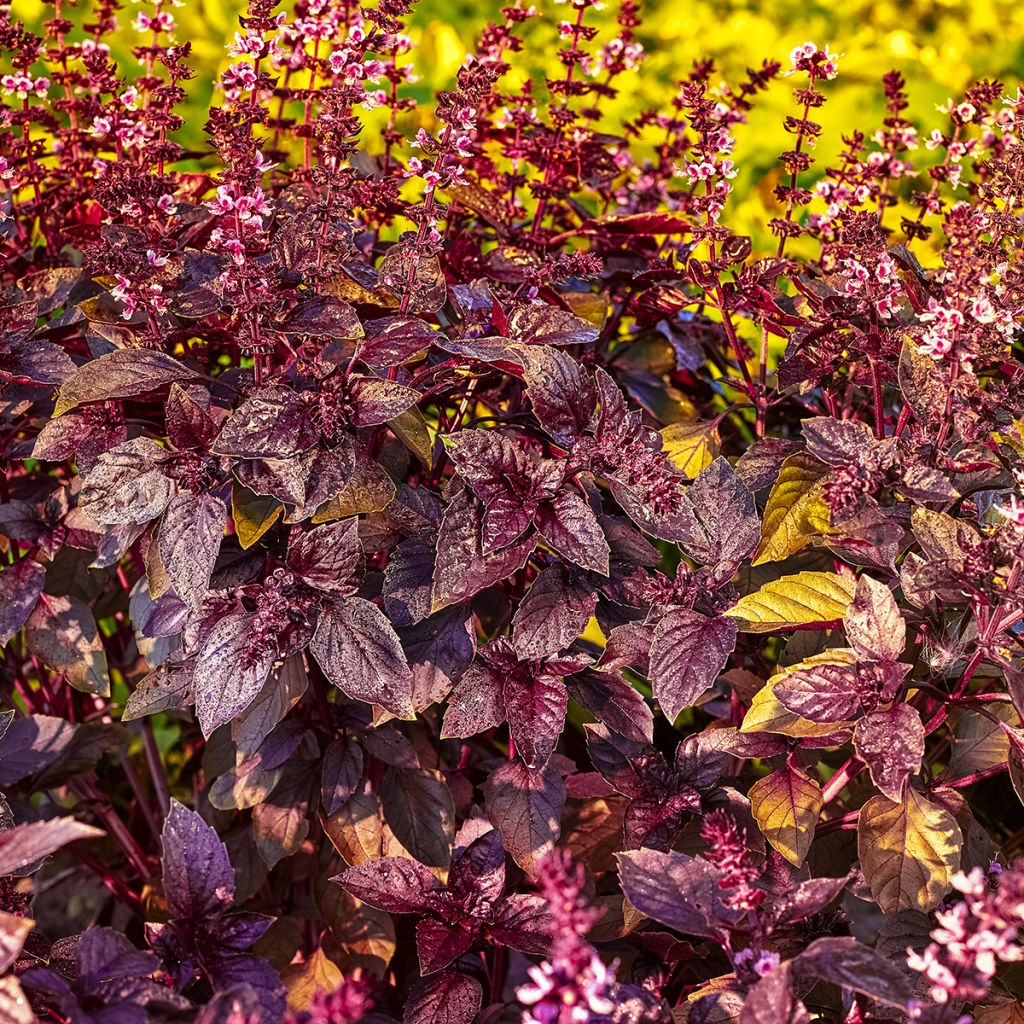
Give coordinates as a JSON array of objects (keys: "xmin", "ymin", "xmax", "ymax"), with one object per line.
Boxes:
[{"xmin": 908, "ymin": 865, "xmax": 1024, "ymax": 1019}]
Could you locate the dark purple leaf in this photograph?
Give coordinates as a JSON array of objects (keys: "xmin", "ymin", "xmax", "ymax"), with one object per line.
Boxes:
[
  {"xmin": 567, "ymin": 671, "xmax": 653, "ymax": 744},
  {"xmin": 431, "ymin": 486, "xmax": 536, "ymax": 610},
  {"xmin": 54, "ymin": 348, "xmax": 200, "ymax": 415},
  {"xmin": 486, "ymin": 893, "xmax": 552, "ymax": 954},
  {"xmin": 853, "ymin": 703, "xmax": 924, "ymax": 802},
  {"xmin": 442, "ymin": 664, "xmax": 505, "ymax": 741},
  {"xmin": 379, "ymin": 766, "xmax": 456, "ymax": 869},
  {"xmin": 274, "ymin": 295, "xmax": 361, "ymax": 339},
  {"xmin": 348, "ymin": 375, "xmax": 421, "ymax": 426},
  {"xmin": 648, "ymin": 610, "xmax": 737, "ymax": 721},
  {"xmin": 416, "ymin": 917, "xmax": 477, "ymax": 974},
  {"xmin": 161, "ymin": 800, "xmax": 235, "ymax": 920},
  {"xmin": 484, "ymin": 759, "xmax": 565, "ymax": 876},
  {"xmin": 512, "ymin": 563, "xmax": 597, "ymax": 661},
  {"xmin": 502, "ymin": 669, "xmax": 567, "ymax": 770},
  {"xmin": 157, "ymin": 492, "xmax": 226, "ymax": 608},
  {"xmin": 334, "ymin": 856, "xmax": 440, "ymax": 914},
  {"xmin": 359, "ymin": 315, "xmax": 440, "ymax": 367},
  {"xmin": 287, "ymin": 517, "xmax": 361, "ymax": 592},
  {"xmin": 740, "ymin": 961, "xmax": 809, "ymax": 1024},
  {"xmin": 193, "ymin": 614, "xmax": 276, "ymax": 736},
  {"xmin": 383, "ymin": 537, "xmax": 436, "ymax": 627},
  {"xmin": 535, "ymin": 491, "xmax": 610, "ymax": 575},
  {"xmin": 212, "ymin": 386, "xmax": 320, "ymax": 459},
  {"xmin": 310, "ymin": 597, "xmax": 415, "ymax": 718},
  {"xmin": 616, "ymin": 848, "xmax": 741, "ymax": 938},
  {"xmin": 404, "ymin": 971, "xmax": 483, "ymax": 1024},
  {"xmin": 684, "ymin": 457, "xmax": 760, "ymax": 569},
  {"xmin": 320, "ymin": 736, "xmax": 365, "ymax": 816},
  {"xmin": 0, "ymin": 558, "xmax": 45, "ymax": 646},
  {"xmin": 795, "ymin": 936, "xmax": 913, "ymax": 1007},
  {"xmin": 508, "ymin": 304, "xmax": 599, "ymax": 347},
  {"xmin": 447, "ymin": 829, "xmax": 505, "ymax": 904},
  {"xmin": 522, "ymin": 346, "xmax": 597, "ymax": 446}
]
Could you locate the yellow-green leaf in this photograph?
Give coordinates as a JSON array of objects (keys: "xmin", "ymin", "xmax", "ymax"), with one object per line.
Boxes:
[
  {"xmin": 858, "ymin": 789, "xmax": 962, "ymax": 913},
  {"xmin": 232, "ymin": 482, "xmax": 282, "ymax": 549},
  {"xmin": 750, "ymin": 765, "xmax": 823, "ymax": 866},
  {"xmin": 752, "ymin": 454, "xmax": 829, "ymax": 565},
  {"xmin": 740, "ymin": 650, "xmax": 856, "ymax": 737},
  {"xmin": 282, "ymin": 947, "xmax": 343, "ymax": 1012},
  {"xmin": 389, "ymin": 407, "xmax": 434, "ymax": 467},
  {"xmin": 726, "ymin": 571, "xmax": 857, "ymax": 633},
  {"xmin": 660, "ymin": 421, "xmax": 721, "ymax": 478}
]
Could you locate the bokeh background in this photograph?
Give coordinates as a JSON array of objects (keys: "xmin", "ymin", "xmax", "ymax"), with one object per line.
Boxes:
[{"xmin": 13, "ymin": 0, "xmax": 1024, "ymax": 248}]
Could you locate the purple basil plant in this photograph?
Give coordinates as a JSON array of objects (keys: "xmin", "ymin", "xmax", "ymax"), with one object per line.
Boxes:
[{"xmin": 3, "ymin": 0, "xmax": 1024, "ymax": 1020}]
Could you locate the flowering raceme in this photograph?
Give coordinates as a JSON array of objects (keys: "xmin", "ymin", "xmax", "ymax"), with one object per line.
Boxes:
[{"xmin": 6, "ymin": 1, "xmax": 1024, "ymax": 1023}]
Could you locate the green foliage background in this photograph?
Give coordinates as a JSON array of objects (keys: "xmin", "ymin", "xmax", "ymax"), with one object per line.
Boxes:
[{"xmin": 13, "ymin": 0, "xmax": 1024, "ymax": 247}]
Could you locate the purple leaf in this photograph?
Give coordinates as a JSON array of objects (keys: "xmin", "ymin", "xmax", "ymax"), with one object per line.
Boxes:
[
  {"xmin": 286, "ymin": 517, "xmax": 361, "ymax": 592},
  {"xmin": 648, "ymin": 610, "xmax": 737, "ymax": 721},
  {"xmin": 616, "ymin": 848, "xmax": 741, "ymax": 938},
  {"xmin": 740, "ymin": 961, "xmax": 809, "ymax": 1024},
  {"xmin": 310, "ymin": 597, "xmax": 415, "ymax": 718},
  {"xmin": 379, "ymin": 766, "xmax": 456, "ymax": 869},
  {"xmin": 844, "ymin": 574, "xmax": 905, "ymax": 663},
  {"xmin": 502, "ymin": 669, "xmax": 567, "ymax": 770},
  {"xmin": 774, "ymin": 874, "xmax": 850, "ymax": 926},
  {"xmin": 404, "ymin": 971, "xmax": 483, "ymax": 1024},
  {"xmin": 773, "ymin": 663, "xmax": 862, "ymax": 723},
  {"xmin": 212, "ymin": 386, "xmax": 320, "ymax": 459},
  {"xmin": 522, "ymin": 346, "xmax": 597, "ymax": 446},
  {"xmin": 535, "ymin": 491, "xmax": 611, "ymax": 575},
  {"xmin": 359, "ymin": 315, "xmax": 440, "ymax": 368},
  {"xmin": 383, "ymin": 537, "xmax": 436, "ymax": 627},
  {"xmin": 0, "ymin": 558, "xmax": 45, "ymax": 646},
  {"xmin": 486, "ymin": 893, "xmax": 552, "ymax": 954},
  {"xmin": 161, "ymin": 800, "xmax": 235, "ymax": 920},
  {"xmin": 0, "ymin": 714, "xmax": 76, "ymax": 785},
  {"xmin": 684, "ymin": 457, "xmax": 760, "ymax": 569},
  {"xmin": 441, "ymin": 664, "xmax": 505, "ymax": 740},
  {"xmin": 508, "ymin": 304, "xmax": 599, "ymax": 347},
  {"xmin": 348, "ymin": 375, "xmax": 421, "ymax": 426},
  {"xmin": 483, "ymin": 759, "xmax": 565, "ymax": 876},
  {"xmin": 447, "ymin": 830, "xmax": 505, "ymax": 905},
  {"xmin": 512, "ymin": 563, "xmax": 597, "ymax": 661},
  {"xmin": 54, "ymin": 348, "xmax": 200, "ymax": 415},
  {"xmin": 320, "ymin": 736, "xmax": 365, "ymax": 816},
  {"xmin": 0, "ymin": 818, "xmax": 104, "ymax": 876},
  {"xmin": 567, "ymin": 670, "xmax": 654, "ymax": 744},
  {"xmin": 193, "ymin": 614, "xmax": 276, "ymax": 737},
  {"xmin": 80, "ymin": 438, "xmax": 176, "ymax": 525},
  {"xmin": 334, "ymin": 856, "xmax": 440, "ymax": 914},
  {"xmin": 853, "ymin": 703, "xmax": 924, "ymax": 802},
  {"xmin": 157, "ymin": 492, "xmax": 226, "ymax": 609},
  {"xmin": 795, "ymin": 936, "xmax": 913, "ymax": 1008},
  {"xmin": 431, "ymin": 486, "xmax": 536, "ymax": 610},
  {"xmin": 415, "ymin": 917, "xmax": 477, "ymax": 975}
]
